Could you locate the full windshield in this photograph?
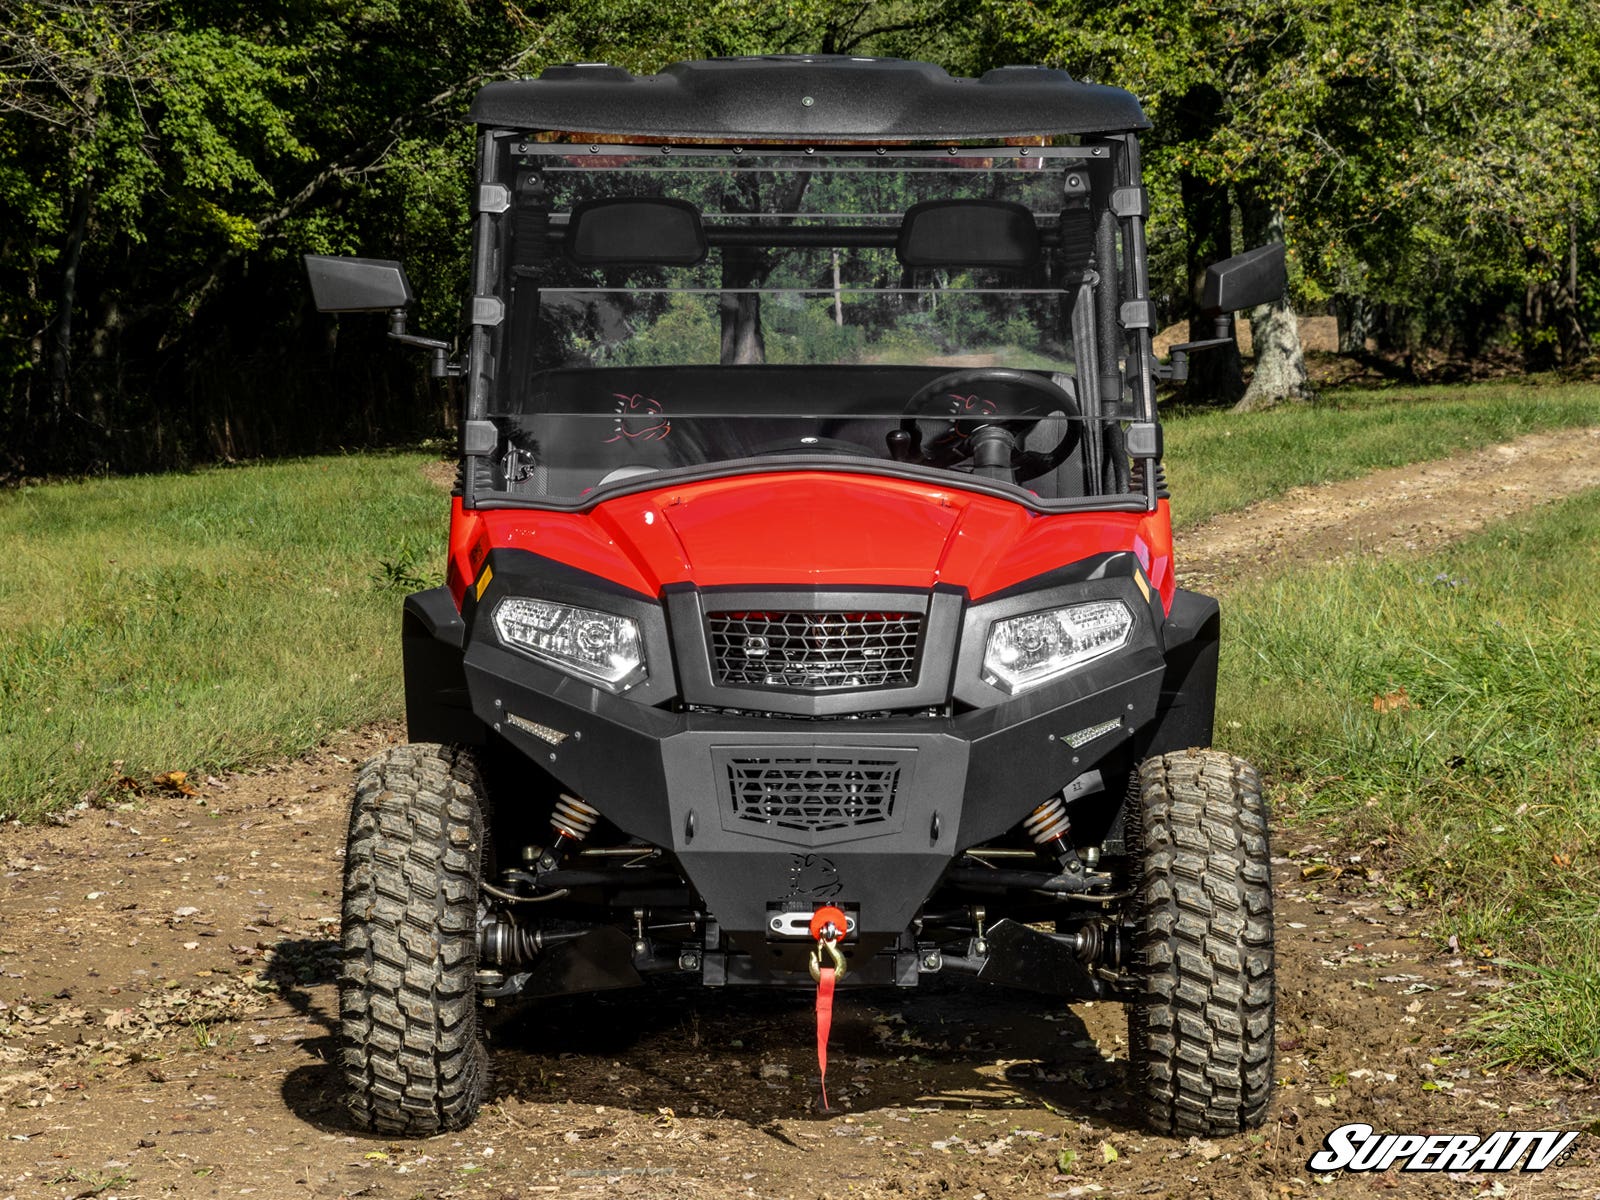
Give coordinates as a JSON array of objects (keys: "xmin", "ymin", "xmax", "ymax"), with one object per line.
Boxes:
[{"xmin": 472, "ymin": 142, "xmax": 1145, "ymax": 506}]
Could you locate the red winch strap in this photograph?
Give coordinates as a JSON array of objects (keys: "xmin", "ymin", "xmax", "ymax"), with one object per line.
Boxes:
[
  {"xmin": 808, "ymin": 904, "xmax": 848, "ymax": 1113},
  {"xmin": 815, "ymin": 963, "xmax": 836, "ymax": 1112}
]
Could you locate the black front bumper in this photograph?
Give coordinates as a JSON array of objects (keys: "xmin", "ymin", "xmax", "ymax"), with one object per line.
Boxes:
[{"xmin": 404, "ymin": 550, "xmax": 1218, "ymax": 953}]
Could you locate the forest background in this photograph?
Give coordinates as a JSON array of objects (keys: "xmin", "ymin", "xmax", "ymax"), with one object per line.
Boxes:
[{"xmin": 2, "ymin": 0, "xmax": 1596, "ymax": 479}]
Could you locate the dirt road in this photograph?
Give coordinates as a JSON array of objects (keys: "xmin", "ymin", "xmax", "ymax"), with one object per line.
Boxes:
[
  {"xmin": 1177, "ymin": 426, "xmax": 1600, "ymax": 590},
  {"xmin": 4, "ymin": 433, "xmax": 1598, "ymax": 1200}
]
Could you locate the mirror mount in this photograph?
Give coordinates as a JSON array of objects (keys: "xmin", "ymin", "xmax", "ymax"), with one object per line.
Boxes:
[
  {"xmin": 1153, "ymin": 336, "xmax": 1233, "ymax": 383},
  {"xmin": 386, "ymin": 307, "xmax": 460, "ymax": 379}
]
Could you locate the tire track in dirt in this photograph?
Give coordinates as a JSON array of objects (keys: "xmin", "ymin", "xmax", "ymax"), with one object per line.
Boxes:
[
  {"xmin": 3, "ymin": 434, "xmax": 1599, "ymax": 1199},
  {"xmin": 1177, "ymin": 426, "xmax": 1600, "ymax": 592}
]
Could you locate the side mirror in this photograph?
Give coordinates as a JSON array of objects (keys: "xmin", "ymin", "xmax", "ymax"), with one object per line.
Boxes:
[
  {"xmin": 1201, "ymin": 243, "xmax": 1286, "ymax": 315},
  {"xmin": 304, "ymin": 255, "xmax": 460, "ymax": 379},
  {"xmin": 304, "ymin": 255, "xmax": 414, "ymax": 312},
  {"xmin": 1156, "ymin": 243, "xmax": 1288, "ymax": 383}
]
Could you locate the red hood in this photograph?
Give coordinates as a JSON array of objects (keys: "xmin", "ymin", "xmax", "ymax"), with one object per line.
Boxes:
[{"xmin": 449, "ymin": 472, "xmax": 1173, "ymax": 606}]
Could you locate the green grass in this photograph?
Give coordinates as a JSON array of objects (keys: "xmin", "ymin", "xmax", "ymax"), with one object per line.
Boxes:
[
  {"xmin": 0, "ymin": 453, "xmax": 441, "ymax": 821},
  {"xmin": 1217, "ymin": 492, "xmax": 1600, "ymax": 1075},
  {"xmin": 1163, "ymin": 378, "xmax": 1600, "ymax": 529}
]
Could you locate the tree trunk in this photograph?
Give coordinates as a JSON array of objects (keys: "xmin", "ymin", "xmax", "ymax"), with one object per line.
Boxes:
[
  {"xmin": 717, "ymin": 172, "xmax": 811, "ymax": 365},
  {"xmin": 1335, "ymin": 294, "xmax": 1374, "ymax": 354},
  {"xmin": 832, "ymin": 249, "xmax": 844, "ymax": 327},
  {"xmin": 719, "ymin": 247, "xmax": 766, "ymax": 364},
  {"xmin": 1556, "ymin": 213, "xmax": 1590, "ymax": 365},
  {"xmin": 1235, "ymin": 200, "xmax": 1310, "ymax": 412},
  {"xmin": 1181, "ymin": 171, "xmax": 1243, "ymax": 404},
  {"xmin": 1522, "ymin": 266, "xmax": 1559, "ymax": 373},
  {"xmin": 47, "ymin": 182, "xmax": 93, "ymax": 443}
]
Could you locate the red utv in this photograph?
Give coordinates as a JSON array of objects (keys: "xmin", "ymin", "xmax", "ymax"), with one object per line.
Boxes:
[{"xmin": 307, "ymin": 55, "xmax": 1284, "ymax": 1140}]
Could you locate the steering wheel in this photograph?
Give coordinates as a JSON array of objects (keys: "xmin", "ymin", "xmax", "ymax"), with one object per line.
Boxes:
[{"xmin": 900, "ymin": 368, "xmax": 1081, "ymax": 484}]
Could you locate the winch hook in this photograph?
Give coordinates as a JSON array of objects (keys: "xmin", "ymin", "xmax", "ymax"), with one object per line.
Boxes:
[
  {"xmin": 807, "ymin": 905, "xmax": 848, "ymax": 1114},
  {"xmin": 807, "ymin": 904, "xmax": 848, "ymax": 982}
]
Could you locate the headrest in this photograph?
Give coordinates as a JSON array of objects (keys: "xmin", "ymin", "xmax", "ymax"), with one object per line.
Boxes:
[
  {"xmin": 896, "ymin": 200, "xmax": 1040, "ymax": 270},
  {"xmin": 565, "ymin": 198, "xmax": 709, "ymax": 266}
]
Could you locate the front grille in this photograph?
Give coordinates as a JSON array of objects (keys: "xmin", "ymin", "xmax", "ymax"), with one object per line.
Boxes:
[
  {"xmin": 707, "ymin": 610, "xmax": 921, "ymax": 691},
  {"xmin": 724, "ymin": 754, "xmax": 901, "ymax": 833}
]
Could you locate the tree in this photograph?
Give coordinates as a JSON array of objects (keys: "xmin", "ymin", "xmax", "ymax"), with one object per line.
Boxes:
[
  {"xmin": 973, "ymin": 0, "xmax": 1600, "ymax": 387},
  {"xmin": 0, "ymin": 0, "xmax": 550, "ymax": 473},
  {"xmin": 0, "ymin": 0, "xmax": 991, "ymax": 475},
  {"xmin": 968, "ymin": 0, "xmax": 1290, "ymax": 403},
  {"xmin": 1205, "ymin": 0, "xmax": 1600, "ymax": 370},
  {"xmin": 1236, "ymin": 204, "xmax": 1311, "ymax": 410}
]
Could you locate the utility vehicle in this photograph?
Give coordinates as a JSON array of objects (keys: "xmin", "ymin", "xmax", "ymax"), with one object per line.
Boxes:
[{"xmin": 307, "ymin": 54, "xmax": 1283, "ymax": 1139}]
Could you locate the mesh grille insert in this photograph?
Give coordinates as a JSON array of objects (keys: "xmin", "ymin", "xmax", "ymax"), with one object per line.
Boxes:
[
  {"xmin": 724, "ymin": 754, "xmax": 900, "ymax": 833},
  {"xmin": 707, "ymin": 610, "xmax": 921, "ymax": 691}
]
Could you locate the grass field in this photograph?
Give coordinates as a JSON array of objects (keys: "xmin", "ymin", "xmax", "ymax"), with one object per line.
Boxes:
[
  {"xmin": 1163, "ymin": 378, "xmax": 1600, "ymax": 528},
  {"xmin": 0, "ymin": 453, "xmax": 440, "ymax": 822},
  {"xmin": 1217, "ymin": 492, "xmax": 1600, "ymax": 1073}
]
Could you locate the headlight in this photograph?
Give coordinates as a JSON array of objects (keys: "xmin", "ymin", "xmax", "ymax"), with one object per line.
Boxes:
[
  {"xmin": 982, "ymin": 600, "xmax": 1132, "ymax": 695},
  {"xmin": 492, "ymin": 597, "xmax": 646, "ymax": 692}
]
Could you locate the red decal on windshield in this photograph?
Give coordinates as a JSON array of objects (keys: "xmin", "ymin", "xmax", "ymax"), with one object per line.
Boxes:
[{"xmin": 607, "ymin": 393, "xmax": 672, "ymax": 442}]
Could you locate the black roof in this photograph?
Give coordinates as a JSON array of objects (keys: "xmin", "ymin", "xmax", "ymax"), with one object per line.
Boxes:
[{"xmin": 469, "ymin": 56, "xmax": 1149, "ymax": 140}]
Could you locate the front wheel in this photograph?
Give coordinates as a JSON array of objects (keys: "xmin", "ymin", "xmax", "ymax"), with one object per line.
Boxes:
[
  {"xmin": 1125, "ymin": 749, "xmax": 1275, "ymax": 1136},
  {"xmin": 339, "ymin": 743, "xmax": 489, "ymax": 1135}
]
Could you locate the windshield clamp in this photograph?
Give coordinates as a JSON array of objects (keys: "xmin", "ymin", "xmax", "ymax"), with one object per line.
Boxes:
[
  {"xmin": 1110, "ymin": 186, "xmax": 1148, "ymax": 219},
  {"xmin": 463, "ymin": 420, "xmax": 499, "ymax": 457},
  {"xmin": 471, "ymin": 295, "xmax": 505, "ymax": 327},
  {"xmin": 476, "ymin": 183, "xmax": 511, "ymax": 215}
]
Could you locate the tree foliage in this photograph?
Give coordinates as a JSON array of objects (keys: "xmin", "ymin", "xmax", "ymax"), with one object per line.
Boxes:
[
  {"xmin": 977, "ymin": 0, "xmax": 1599, "ymax": 367},
  {"xmin": 0, "ymin": 0, "xmax": 1593, "ymax": 475}
]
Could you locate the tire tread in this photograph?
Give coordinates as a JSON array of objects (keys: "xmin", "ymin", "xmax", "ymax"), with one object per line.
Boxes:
[
  {"xmin": 1127, "ymin": 748, "xmax": 1275, "ymax": 1136},
  {"xmin": 339, "ymin": 743, "xmax": 487, "ymax": 1135}
]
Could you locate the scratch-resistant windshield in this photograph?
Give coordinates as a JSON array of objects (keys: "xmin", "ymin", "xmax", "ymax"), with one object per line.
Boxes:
[{"xmin": 471, "ymin": 143, "xmax": 1146, "ymax": 506}]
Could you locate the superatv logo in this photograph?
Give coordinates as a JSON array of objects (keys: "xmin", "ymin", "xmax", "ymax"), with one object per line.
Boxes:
[{"xmin": 1309, "ymin": 1123, "xmax": 1579, "ymax": 1173}]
